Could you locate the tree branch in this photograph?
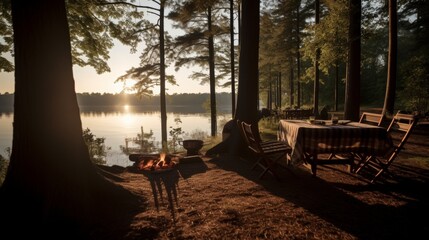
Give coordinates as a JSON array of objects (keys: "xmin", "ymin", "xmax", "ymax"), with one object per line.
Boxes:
[{"xmin": 97, "ymin": 1, "xmax": 160, "ymax": 12}]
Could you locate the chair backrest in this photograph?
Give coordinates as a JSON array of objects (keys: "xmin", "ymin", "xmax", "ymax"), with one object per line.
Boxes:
[
  {"xmin": 386, "ymin": 112, "xmax": 418, "ymax": 153},
  {"xmin": 359, "ymin": 112, "xmax": 384, "ymax": 126},
  {"xmin": 241, "ymin": 121, "xmax": 264, "ymax": 155},
  {"xmin": 236, "ymin": 119, "xmax": 250, "ymax": 146}
]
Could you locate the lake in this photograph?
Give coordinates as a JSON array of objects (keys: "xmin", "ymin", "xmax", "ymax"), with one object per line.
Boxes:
[{"xmin": 0, "ymin": 105, "xmax": 232, "ymax": 167}]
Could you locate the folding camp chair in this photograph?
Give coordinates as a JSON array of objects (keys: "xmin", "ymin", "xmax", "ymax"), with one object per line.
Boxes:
[
  {"xmin": 328, "ymin": 112, "xmax": 385, "ymax": 164},
  {"xmin": 359, "ymin": 112, "xmax": 385, "ymax": 127},
  {"xmin": 353, "ymin": 112, "xmax": 386, "ymax": 162},
  {"xmin": 355, "ymin": 111, "xmax": 418, "ymax": 183},
  {"xmin": 240, "ymin": 121, "xmax": 291, "ymax": 180},
  {"xmin": 237, "ymin": 119, "xmax": 289, "ymax": 153}
]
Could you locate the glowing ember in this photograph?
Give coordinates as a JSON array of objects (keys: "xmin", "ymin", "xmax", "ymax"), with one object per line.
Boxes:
[{"xmin": 138, "ymin": 153, "xmax": 178, "ymax": 172}]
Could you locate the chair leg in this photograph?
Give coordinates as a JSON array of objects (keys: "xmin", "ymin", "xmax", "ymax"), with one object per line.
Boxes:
[
  {"xmin": 251, "ymin": 157, "xmax": 262, "ymax": 170},
  {"xmin": 255, "ymin": 155, "xmax": 284, "ymax": 181},
  {"xmin": 371, "ymin": 163, "xmax": 394, "ymax": 183},
  {"xmin": 355, "ymin": 155, "xmax": 373, "ymax": 173},
  {"xmin": 258, "ymin": 167, "xmax": 270, "ymax": 179}
]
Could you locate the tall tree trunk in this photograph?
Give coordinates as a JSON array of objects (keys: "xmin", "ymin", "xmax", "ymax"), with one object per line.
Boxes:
[
  {"xmin": 269, "ymin": 82, "xmax": 272, "ymax": 110},
  {"xmin": 266, "ymin": 89, "xmax": 270, "ymax": 110},
  {"xmin": 278, "ymin": 72, "xmax": 282, "ymax": 109},
  {"xmin": 229, "ymin": 0, "xmax": 260, "ymax": 155},
  {"xmin": 296, "ymin": 1, "xmax": 301, "ymax": 108},
  {"xmin": 160, "ymin": 0, "xmax": 168, "ymax": 149},
  {"xmin": 205, "ymin": 0, "xmax": 260, "ymax": 156},
  {"xmin": 275, "ymin": 75, "xmax": 278, "ymax": 109},
  {"xmin": 382, "ymin": 0, "xmax": 398, "ymax": 116},
  {"xmin": 314, "ymin": 0, "xmax": 320, "ymax": 116},
  {"xmin": 235, "ymin": 0, "xmax": 260, "ymax": 123},
  {"xmin": 238, "ymin": 0, "xmax": 241, "ymax": 49},
  {"xmin": 1, "ymin": 0, "xmax": 137, "ymax": 236},
  {"xmin": 290, "ymin": 61, "xmax": 294, "ymax": 107},
  {"xmin": 344, "ymin": 0, "xmax": 361, "ymax": 121},
  {"xmin": 208, "ymin": 6, "xmax": 217, "ymax": 137},
  {"xmin": 230, "ymin": 0, "xmax": 236, "ymax": 116},
  {"xmin": 334, "ymin": 60, "xmax": 339, "ymax": 112}
]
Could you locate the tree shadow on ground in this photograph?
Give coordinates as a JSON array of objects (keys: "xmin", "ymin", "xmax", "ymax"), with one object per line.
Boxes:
[{"xmin": 209, "ymin": 155, "xmax": 429, "ymax": 239}]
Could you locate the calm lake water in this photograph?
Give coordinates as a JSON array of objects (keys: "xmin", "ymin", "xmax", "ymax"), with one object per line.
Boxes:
[{"xmin": 0, "ymin": 105, "xmax": 232, "ymax": 167}]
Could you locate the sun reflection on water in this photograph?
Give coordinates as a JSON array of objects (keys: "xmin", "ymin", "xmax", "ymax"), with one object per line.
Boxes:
[{"xmin": 121, "ymin": 105, "xmax": 133, "ymax": 125}]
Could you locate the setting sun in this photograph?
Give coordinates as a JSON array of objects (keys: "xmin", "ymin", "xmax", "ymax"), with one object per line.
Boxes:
[{"xmin": 123, "ymin": 104, "xmax": 130, "ymax": 111}]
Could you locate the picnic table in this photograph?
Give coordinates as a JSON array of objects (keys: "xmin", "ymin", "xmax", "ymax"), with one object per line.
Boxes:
[{"xmin": 277, "ymin": 119, "xmax": 393, "ymax": 176}]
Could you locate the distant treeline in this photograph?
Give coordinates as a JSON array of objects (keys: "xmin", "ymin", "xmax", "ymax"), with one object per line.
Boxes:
[{"xmin": 0, "ymin": 92, "xmax": 232, "ymax": 108}]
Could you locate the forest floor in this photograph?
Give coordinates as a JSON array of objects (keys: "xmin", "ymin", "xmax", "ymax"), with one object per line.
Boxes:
[{"xmin": 93, "ymin": 121, "xmax": 429, "ymax": 240}]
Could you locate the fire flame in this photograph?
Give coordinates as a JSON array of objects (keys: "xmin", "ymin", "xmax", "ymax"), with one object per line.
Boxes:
[
  {"xmin": 160, "ymin": 152, "xmax": 166, "ymax": 162},
  {"xmin": 138, "ymin": 152, "xmax": 177, "ymax": 171}
]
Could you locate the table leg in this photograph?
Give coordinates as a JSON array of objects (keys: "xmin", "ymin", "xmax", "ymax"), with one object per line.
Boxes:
[
  {"xmin": 348, "ymin": 156, "xmax": 356, "ymax": 173},
  {"xmin": 311, "ymin": 154, "xmax": 317, "ymax": 176},
  {"xmin": 303, "ymin": 153, "xmax": 318, "ymax": 176}
]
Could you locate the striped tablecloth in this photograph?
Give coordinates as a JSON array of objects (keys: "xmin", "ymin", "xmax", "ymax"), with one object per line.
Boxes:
[{"xmin": 278, "ymin": 120, "xmax": 393, "ymax": 165}]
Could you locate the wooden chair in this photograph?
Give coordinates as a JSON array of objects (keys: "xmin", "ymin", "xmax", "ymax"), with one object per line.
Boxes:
[
  {"xmin": 240, "ymin": 121, "xmax": 291, "ymax": 180},
  {"xmin": 328, "ymin": 112, "xmax": 385, "ymax": 164},
  {"xmin": 359, "ymin": 112, "xmax": 385, "ymax": 126},
  {"xmin": 353, "ymin": 112, "xmax": 385, "ymax": 162},
  {"xmin": 355, "ymin": 112, "xmax": 418, "ymax": 183},
  {"xmin": 236, "ymin": 119, "xmax": 288, "ymax": 151}
]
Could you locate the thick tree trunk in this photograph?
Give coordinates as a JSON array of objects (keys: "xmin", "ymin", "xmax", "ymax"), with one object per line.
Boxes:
[
  {"xmin": 277, "ymin": 72, "xmax": 282, "ymax": 109},
  {"xmin": 344, "ymin": 0, "xmax": 361, "ymax": 121},
  {"xmin": 314, "ymin": 0, "xmax": 320, "ymax": 117},
  {"xmin": 1, "ymin": 0, "xmax": 138, "ymax": 236},
  {"xmin": 296, "ymin": 1, "xmax": 301, "ymax": 108},
  {"xmin": 206, "ymin": 0, "xmax": 260, "ymax": 156},
  {"xmin": 382, "ymin": 0, "xmax": 397, "ymax": 116},
  {"xmin": 290, "ymin": 63, "xmax": 294, "ymax": 107},
  {"xmin": 229, "ymin": 0, "xmax": 260, "ymax": 155},
  {"xmin": 230, "ymin": 0, "xmax": 236, "ymax": 116}
]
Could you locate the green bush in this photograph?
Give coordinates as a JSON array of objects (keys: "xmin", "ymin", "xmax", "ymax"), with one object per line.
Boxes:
[
  {"xmin": 0, "ymin": 154, "xmax": 9, "ymax": 186},
  {"xmin": 168, "ymin": 117, "xmax": 185, "ymax": 153},
  {"xmin": 398, "ymin": 56, "xmax": 429, "ymax": 113},
  {"xmin": 82, "ymin": 128, "xmax": 110, "ymax": 165}
]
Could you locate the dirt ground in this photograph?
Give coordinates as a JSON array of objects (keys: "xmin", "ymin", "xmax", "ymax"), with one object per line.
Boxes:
[{"xmin": 93, "ymin": 123, "xmax": 429, "ymax": 240}]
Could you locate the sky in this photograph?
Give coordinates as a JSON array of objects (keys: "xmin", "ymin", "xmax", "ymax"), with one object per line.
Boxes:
[
  {"xmin": 0, "ymin": 39, "xmax": 212, "ymax": 95},
  {"xmin": 0, "ymin": 1, "xmax": 230, "ymax": 96}
]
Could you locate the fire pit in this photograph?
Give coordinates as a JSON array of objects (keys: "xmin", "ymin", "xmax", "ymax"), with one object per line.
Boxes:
[
  {"xmin": 130, "ymin": 153, "xmax": 178, "ymax": 173},
  {"xmin": 181, "ymin": 139, "xmax": 204, "ymax": 156}
]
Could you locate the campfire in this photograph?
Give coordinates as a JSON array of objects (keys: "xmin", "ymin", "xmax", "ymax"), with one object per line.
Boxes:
[{"xmin": 137, "ymin": 153, "xmax": 178, "ymax": 172}]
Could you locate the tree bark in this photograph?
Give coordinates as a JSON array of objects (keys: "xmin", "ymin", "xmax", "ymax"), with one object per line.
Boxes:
[
  {"xmin": 344, "ymin": 0, "xmax": 361, "ymax": 121},
  {"xmin": 208, "ymin": 6, "xmax": 217, "ymax": 137},
  {"xmin": 1, "ymin": 0, "xmax": 138, "ymax": 236},
  {"xmin": 334, "ymin": 60, "xmax": 339, "ymax": 112},
  {"xmin": 382, "ymin": 0, "xmax": 397, "ymax": 116},
  {"xmin": 230, "ymin": 0, "xmax": 260, "ymax": 154},
  {"xmin": 230, "ymin": 0, "xmax": 236, "ymax": 116},
  {"xmin": 290, "ymin": 62, "xmax": 294, "ymax": 107},
  {"xmin": 160, "ymin": 0, "xmax": 168, "ymax": 149},
  {"xmin": 296, "ymin": 1, "xmax": 301, "ymax": 108},
  {"xmin": 314, "ymin": 0, "xmax": 320, "ymax": 117},
  {"xmin": 206, "ymin": 0, "xmax": 260, "ymax": 156}
]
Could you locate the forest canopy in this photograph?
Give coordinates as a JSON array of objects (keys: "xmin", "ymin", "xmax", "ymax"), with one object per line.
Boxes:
[{"xmin": 0, "ymin": 0, "xmax": 428, "ymax": 113}]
